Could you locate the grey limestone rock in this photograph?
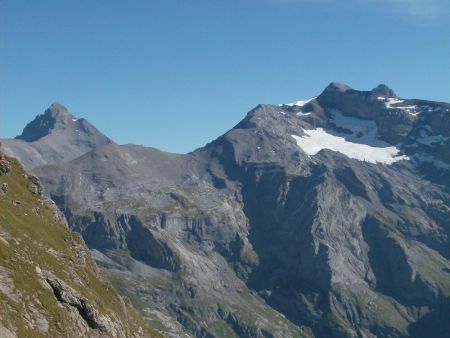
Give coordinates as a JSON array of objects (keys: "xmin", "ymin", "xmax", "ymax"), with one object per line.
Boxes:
[
  {"xmin": 1, "ymin": 103, "xmax": 113, "ymax": 170},
  {"xmin": 14, "ymin": 83, "xmax": 450, "ymax": 337}
]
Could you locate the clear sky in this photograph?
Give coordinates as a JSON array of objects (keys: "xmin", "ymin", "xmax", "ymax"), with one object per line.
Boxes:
[{"xmin": 1, "ymin": 0, "xmax": 449, "ymax": 153}]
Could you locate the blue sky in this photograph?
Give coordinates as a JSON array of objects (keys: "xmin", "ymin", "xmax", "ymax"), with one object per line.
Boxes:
[{"xmin": 2, "ymin": 0, "xmax": 449, "ymax": 153}]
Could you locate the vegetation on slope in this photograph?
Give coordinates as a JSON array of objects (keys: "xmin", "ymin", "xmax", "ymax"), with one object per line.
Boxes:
[{"xmin": 0, "ymin": 151, "xmax": 162, "ymax": 338}]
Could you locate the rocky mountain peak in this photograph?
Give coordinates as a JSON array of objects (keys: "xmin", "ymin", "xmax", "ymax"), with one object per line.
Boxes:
[
  {"xmin": 371, "ymin": 83, "xmax": 397, "ymax": 98},
  {"xmin": 2, "ymin": 103, "xmax": 113, "ymax": 169},
  {"xmin": 322, "ymin": 81, "xmax": 352, "ymax": 94},
  {"xmin": 15, "ymin": 102, "xmax": 76, "ymax": 142},
  {"xmin": 46, "ymin": 102, "xmax": 73, "ymax": 118},
  {"xmin": 318, "ymin": 82, "xmax": 399, "ymax": 104}
]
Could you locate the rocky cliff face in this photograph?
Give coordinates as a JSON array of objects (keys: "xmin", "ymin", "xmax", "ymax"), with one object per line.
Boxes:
[
  {"xmin": 15, "ymin": 83, "xmax": 450, "ymax": 337},
  {"xmin": 0, "ymin": 150, "xmax": 161, "ymax": 338},
  {"xmin": 1, "ymin": 103, "xmax": 113, "ymax": 170}
]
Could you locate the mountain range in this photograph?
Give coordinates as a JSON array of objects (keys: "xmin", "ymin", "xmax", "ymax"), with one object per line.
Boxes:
[{"xmin": 2, "ymin": 83, "xmax": 450, "ymax": 337}]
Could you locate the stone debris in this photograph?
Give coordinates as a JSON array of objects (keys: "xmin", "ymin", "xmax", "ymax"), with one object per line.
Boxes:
[
  {"xmin": 0, "ymin": 182, "xmax": 8, "ymax": 198},
  {"xmin": 0, "ymin": 159, "xmax": 10, "ymax": 175},
  {"xmin": 27, "ymin": 175, "xmax": 43, "ymax": 195}
]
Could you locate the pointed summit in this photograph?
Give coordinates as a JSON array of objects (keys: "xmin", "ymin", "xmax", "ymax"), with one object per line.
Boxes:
[
  {"xmin": 317, "ymin": 82, "xmax": 353, "ymax": 108},
  {"xmin": 2, "ymin": 103, "xmax": 113, "ymax": 169},
  {"xmin": 316, "ymin": 82, "xmax": 353, "ymax": 105},
  {"xmin": 46, "ymin": 102, "xmax": 73, "ymax": 117},
  {"xmin": 15, "ymin": 102, "xmax": 76, "ymax": 142}
]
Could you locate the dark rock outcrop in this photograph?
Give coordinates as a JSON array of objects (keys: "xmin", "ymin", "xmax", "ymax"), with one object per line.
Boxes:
[{"xmin": 45, "ymin": 271, "xmax": 109, "ymax": 331}]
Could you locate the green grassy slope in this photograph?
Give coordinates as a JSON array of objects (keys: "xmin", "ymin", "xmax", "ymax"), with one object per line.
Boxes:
[{"xmin": 0, "ymin": 153, "xmax": 162, "ymax": 338}]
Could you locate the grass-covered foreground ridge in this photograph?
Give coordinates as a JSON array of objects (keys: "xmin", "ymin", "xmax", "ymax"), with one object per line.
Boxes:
[{"xmin": 0, "ymin": 151, "xmax": 162, "ymax": 338}]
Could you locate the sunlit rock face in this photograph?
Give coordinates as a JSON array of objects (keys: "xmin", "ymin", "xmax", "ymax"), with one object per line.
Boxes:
[
  {"xmin": 12, "ymin": 83, "xmax": 450, "ymax": 337},
  {"xmin": 1, "ymin": 102, "xmax": 113, "ymax": 170}
]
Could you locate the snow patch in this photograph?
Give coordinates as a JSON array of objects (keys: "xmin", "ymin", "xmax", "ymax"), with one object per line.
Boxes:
[
  {"xmin": 291, "ymin": 110, "xmax": 409, "ymax": 164},
  {"xmin": 407, "ymin": 110, "xmax": 420, "ymax": 116},
  {"xmin": 278, "ymin": 97, "xmax": 315, "ymax": 116},
  {"xmin": 378, "ymin": 97, "xmax": 419, "ymax": 115},
  {"xmin": 71, "ymin": 118, "xmax": 77, "ymax": 122},
  {"xmin": 292, "ymin": 130, "xmax": 408, "ymax": 164},
  {"xmin": 385, "ymin": 97, "xmax": 405, "ymax": 108},
  {"xmin": 283, "ymin": 97, "xmax": 316, "ymax": 107},
  {"xmin": 330, "ymin": 109, "xmax": 377, "ymax": 136},
  {"xmin": 296, "ymin": 111, "xmax": 311, "ymax": 116}
]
